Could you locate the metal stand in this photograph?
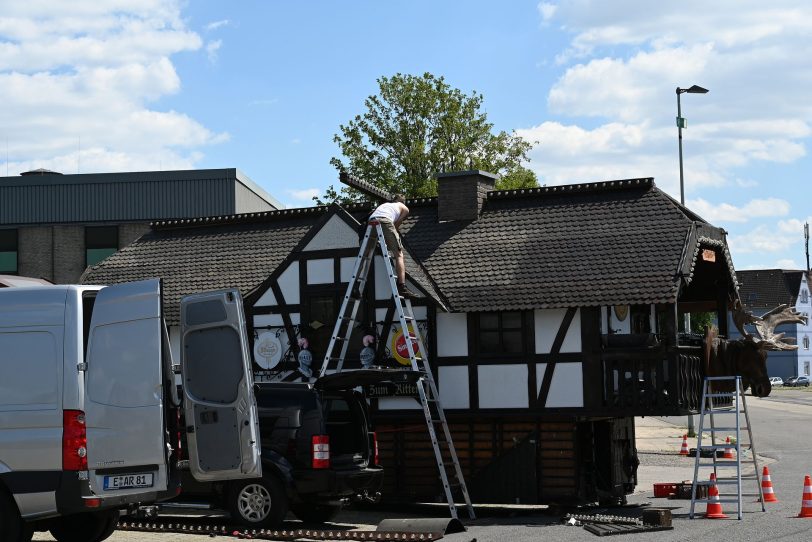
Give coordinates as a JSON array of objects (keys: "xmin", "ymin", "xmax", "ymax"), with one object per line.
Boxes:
[
  {"xmin": 689, "ymin": 376, "xmax": 764, "ymax": 519},
  {"xmin": 320, "ymin": 221, "xmax": 475, "ymax": 520}
]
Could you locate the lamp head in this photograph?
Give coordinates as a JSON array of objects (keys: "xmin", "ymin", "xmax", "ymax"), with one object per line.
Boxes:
[{"xmin": 677, "ymin": 85, "xmax": 709, "ymax": 94}]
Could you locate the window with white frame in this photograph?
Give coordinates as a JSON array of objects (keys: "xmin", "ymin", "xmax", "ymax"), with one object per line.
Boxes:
[
  {"xmin": 805, "ymin": 362, "xmax": 810, "ymax": 376},
  {"xmin": 805, "ymin": 336, "xmax": 810, "ymax": 350},
  {"xmin": 802, "ymin": 289, "xmax": 810, "ymax": 304}
]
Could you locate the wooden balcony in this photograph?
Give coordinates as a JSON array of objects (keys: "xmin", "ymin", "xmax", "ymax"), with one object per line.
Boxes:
[{"xmin": 600, "ymin": 334, "xmax": 704, "ymax": 416}]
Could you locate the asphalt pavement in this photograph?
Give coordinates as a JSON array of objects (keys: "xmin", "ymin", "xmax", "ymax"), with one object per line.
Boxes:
[{"xmin": 33, "ymin": 389, "xmax": 812, "ymax": 541}]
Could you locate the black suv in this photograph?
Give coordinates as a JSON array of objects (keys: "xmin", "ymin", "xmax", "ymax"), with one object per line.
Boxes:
[{"xmin": 176, "ymin": 370, "xmax": 411, "ymax": 527}]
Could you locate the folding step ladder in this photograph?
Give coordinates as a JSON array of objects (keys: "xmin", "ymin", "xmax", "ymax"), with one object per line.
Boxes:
[
  {"xmin": 689, "ymin": 376, "xmax": 765, "ymax": 519},
  {"xmin": 319, "ymin": 220, "xmax": 476, "ymax": 520}
]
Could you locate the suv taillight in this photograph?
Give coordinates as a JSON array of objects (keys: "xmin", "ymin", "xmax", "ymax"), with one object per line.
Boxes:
[
  {"xmin": 372, "ymin": 432, "xmax": 379, "ymax": 466},
  {"xmin": 312, "ymin": 435, "xmax": 330, "ymax": 469},
  {"xmin": 63, "ymin": 410, "xmax": 88, "ymax": 471}
]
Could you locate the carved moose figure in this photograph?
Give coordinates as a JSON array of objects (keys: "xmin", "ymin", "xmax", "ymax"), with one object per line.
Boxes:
[{"xmin": 705, "ymin": 301, "xmax": 808, "ymax": 397}]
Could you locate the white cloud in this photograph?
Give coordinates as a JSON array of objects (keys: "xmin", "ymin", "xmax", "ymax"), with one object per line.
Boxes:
[
  {"xmin": 728, "ymin": 224, "xmax": 799, "ymax": 255},
  {"xmin": 0, "ymin": 1, "xmax": 223, "ymax": 174},
  {"xmin": 537, "ymin": 3, "xmax": 557, "ymax": 22},
  {"xmin": 778, "ymin": 217, "xmax": 812, "ymax": 235},
  {"xmin": 686, "ymin": 197, "xmax": 790, "ymax": 223},
  {"xmin": 287, "ymin": 188, "xmax": 320, "ymax": 202},
  {"xmin": 527, "ymin": 1, "xmax": 812, "ymax": 200},
  {"xmin": 776, "ymin": 258, "xmax": 801, "ymax": 269},
  {"xmin": 206, "ymin": 39, "xmax": 222, "ymax": 62},
  {"xmin": 205, "ymin": 19, "xmax": 230, "ymax": 31}
]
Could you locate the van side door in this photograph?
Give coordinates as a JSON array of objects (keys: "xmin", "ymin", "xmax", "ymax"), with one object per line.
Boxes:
[
  {"xmin": 84, "ymin": 279, "xmax": 169, "ymax": 498},
  {"xmin": 181, "ymin": 289, "xmax": 261, "ymax": 481}
]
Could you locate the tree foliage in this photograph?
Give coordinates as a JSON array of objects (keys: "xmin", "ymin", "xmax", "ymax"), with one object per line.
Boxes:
[{"xmin": 318, "ymin": 73, "xmax": 536, "ymax": 204}]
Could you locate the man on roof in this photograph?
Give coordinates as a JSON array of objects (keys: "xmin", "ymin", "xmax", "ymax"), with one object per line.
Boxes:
[{"xmin": 370, "ymin": 195, "xmax": 417, "ymax": 299}]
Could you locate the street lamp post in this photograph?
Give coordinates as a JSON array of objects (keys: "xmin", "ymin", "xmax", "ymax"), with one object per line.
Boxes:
[
  {"xmin": 676, "ymin": 84, "xmax": 708, "ymax": 437},
  {"xmin": 676, "ymin": 85, "xmax": 709, "ymax": 204}
]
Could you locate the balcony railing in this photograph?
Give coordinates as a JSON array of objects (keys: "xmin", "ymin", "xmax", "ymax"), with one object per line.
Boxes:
[{"xmin": 601, "ymin": 334, "xmax": 704, "ymax": 415}]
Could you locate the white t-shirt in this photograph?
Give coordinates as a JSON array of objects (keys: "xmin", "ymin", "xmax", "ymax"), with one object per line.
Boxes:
[{"xmin": 371, "ymin": 202, "xmax": 402, "ymax": 223}]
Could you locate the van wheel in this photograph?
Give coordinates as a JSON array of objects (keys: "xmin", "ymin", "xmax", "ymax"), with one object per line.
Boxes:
[
  {"xmin": 49, "ymin": 510, "xmax": 119, "ymax": 542},
  {"xmin": 291, "ymin": 503, "xmax": 341, "ymax": 524},
  {"xmin": 0, "ymin": 489, "xmax": 25, "ymax": 542},
  {"xmin": 228, "ymin": 476, "xmax": 288, "ymax": 528}
]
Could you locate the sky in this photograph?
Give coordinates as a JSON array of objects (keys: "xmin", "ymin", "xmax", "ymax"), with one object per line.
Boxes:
[{"xmin": 1, "ymin": 0, "xmax": 811, "ymax": 271}]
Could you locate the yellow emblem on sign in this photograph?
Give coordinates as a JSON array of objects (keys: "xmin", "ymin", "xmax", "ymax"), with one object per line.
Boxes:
[{"xmin": 390, "ymin": 326, "xmax": 420, "ymax": 366}]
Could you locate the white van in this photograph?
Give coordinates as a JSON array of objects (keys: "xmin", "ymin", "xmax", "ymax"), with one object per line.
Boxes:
[{"xmin": 0, "ymin": 280, "xmax": 261, "ymax": 542}]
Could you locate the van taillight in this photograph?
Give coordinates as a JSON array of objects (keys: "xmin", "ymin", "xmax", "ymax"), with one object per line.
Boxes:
[
  {"xmin": 63, "ymin": 410, "xmax": 88, "ymax": 471},
  {"xmin": 312, "ymin": 435, "xmax": 330, "ymax": 469}
]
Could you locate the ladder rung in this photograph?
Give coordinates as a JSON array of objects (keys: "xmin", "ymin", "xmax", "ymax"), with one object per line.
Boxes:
[
  {"xmin": 697, "ymin": 461, "xmax": 740, "ymax": 466},
  {"xmin": 702, "ymin": 427, "xmax": 748, "ymax": 432},
  {"xmin": 705, "ymin": 393, "xmax": 737, "ymax": 398},
  {"xmin": 698, "ymin": 444, "xmax": 742, "ymax": 450},
  {"xmin": 332, "ymin": 336, "xmax": 349, "ymax": 342},
  {"xmin": 718, "ymin": 491, "xmax": 762, "ymax": 496},
  {"xmin": 715, "ymin": 478, "xmax": 758, "ymax": 484},
  {"xmin": 693, "ymin": 498, "xmax": 748, "ymax": 504},
  {"xmin": 702, "ymin": 410, "xmax": 745, "ymax": 414}
]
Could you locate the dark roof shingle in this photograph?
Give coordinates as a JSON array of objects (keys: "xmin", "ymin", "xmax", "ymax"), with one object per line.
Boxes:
[{"xmin": 82, "ymin": 178, "xmax": 732, "ymax": 321}]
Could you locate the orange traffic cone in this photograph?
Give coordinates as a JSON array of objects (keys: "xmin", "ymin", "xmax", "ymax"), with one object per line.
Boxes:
[
  {"xmin": 798, "ymin": 475, "xmax": 812, "ymax": 517},
  {"xmin": 760, "ymin": 466, "xmax": 778, "ymax": 503},
  {"xmin": 723, "ymin": 437, "xmax": 735, "ymax": 459},
  {"xmin": 679, "ymin": 434, "xmax": 690, "ymax": 456},
  {"xmin": 705, "ymin": 473, "xmax": 729, "ymax": 519}
]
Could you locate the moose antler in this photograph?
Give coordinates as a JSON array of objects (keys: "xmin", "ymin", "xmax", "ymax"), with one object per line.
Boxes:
[
  {"xmin": 731, "ymin": 299, "xmax": 762, "ymax": 340},
  {"xmin": 731, "ymin": 300, "xmax": 807, "ymax": 350},
  {"xmin": 752, "ymin": 304, "xmax": 807, "ymax": 350}
]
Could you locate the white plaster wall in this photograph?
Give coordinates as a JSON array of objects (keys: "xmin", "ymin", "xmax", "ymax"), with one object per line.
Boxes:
[
  {"xmin": 255, "ymin": 288, "xmax": 277, "ymax": 307},
  {"xmin": 436, "ymin": 313, "xmax": 468, "ymax": 357},
  {"xmin": 374, "ymin": 256, "xmax": 390, "ymax": 300},
  {"xmin": 277, "ymin": 262, "xmax": 299, "ymax": 304},
  {"xmin": 536, "ymin": 363, "xmax": 584, "ymax": 408},
  {"xmin": 377, "ymin": 397, "xmax": 422, "ymax": 410},
  {"xmin": 306, "ymin": 258, "xmax": 334, "ymax": 284},
  {"xmin": 254, "ymin": 314, "xmax": 284, "ymax": 327},
  {"xmin": 608, "ymin": 306, "xmax": 631, "ymax": 334},
  {"xmin": 477, "ymin": 364, "xmax": 528, "ymax": 408},
  {"xmin": 438, "ymin": 366, "xmax": 469, "ymax": 408},
  {"xmin": 340, "ymin": 257, "xmax": 356, "ymax": 283},
  {"xmin": 534, "ymin": 308, "xmax": 581, "ymax": 354},
  {"xmin": 255, "ymin": 312, "xmax": 300, "ymax": 326},
  {"xmin": 303, "ymin": 215, "xmax": 359, "ymax": 251}
]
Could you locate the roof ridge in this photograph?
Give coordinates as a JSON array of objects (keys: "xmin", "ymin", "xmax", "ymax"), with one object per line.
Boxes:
[{"xmin": 487, "ymin": 177, "xmax": 654, "ymax": 200}]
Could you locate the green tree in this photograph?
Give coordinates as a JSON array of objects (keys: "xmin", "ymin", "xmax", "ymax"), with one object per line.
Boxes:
[
  {"xmin": 319, "ymin": 73, "xmax": 536, "ymax": 204},
  {"xmin": 690, "ymin": 312, "xmax": 716, "ymax": 334},
  {"xmin": 496, "ymin": 166, "xmax": 539, "ymax": 190}
]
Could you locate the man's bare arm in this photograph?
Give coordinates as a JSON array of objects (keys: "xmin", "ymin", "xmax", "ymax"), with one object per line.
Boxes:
[{"xmin": 394, "ymin": 203, "xmax": 409, "ymax": 229}]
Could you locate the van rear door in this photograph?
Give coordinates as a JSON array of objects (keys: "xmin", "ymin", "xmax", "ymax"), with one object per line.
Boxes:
[
  {"xmin": 181, "ymin": 289, "xmax": 261, "ymax": 481},
  {"xmin": 84, "ymin": 279, "xmax": 169, "ymax": 498}
]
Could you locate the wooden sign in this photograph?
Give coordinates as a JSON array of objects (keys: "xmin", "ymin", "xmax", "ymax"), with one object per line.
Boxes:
[
  {"xmin": 367, "ymin": 381, "xmax": 419, "ymax": 398},
  {"xmin": 702, "ymin": 249, "xmax": 716, "ymax": 262}
]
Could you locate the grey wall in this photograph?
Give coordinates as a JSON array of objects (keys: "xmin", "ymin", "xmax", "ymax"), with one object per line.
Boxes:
[{"xmin": 13, "ymin": 222, "xmax": 150, "ymax": 284}]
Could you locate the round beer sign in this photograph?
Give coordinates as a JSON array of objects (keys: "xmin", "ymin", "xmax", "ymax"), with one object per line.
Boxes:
[
  {"xmin": 253, "ymin": 332, "xmax": 282, "ymax": 370},
  {"xmin": 391, "ymin": 326, "xmax": 420, "ymax": 366}
]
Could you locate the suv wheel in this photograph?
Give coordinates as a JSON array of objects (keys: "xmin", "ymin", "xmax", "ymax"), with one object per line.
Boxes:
[
  {"xmin": 291, "ymin": 503, "xmax": 341, "ymax": 524},
  {"xmin": 228, "ymin": 476, "xmax": 288, "ymax": 528},
  {"xmin": 49, "ymin": 510, "xmax": 119, "ymax": 542}
]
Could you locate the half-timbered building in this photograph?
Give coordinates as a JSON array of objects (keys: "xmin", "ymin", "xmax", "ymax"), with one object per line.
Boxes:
[{"xmin": 83, "ymin": 170, "xmax": 739, "ymax": 505}]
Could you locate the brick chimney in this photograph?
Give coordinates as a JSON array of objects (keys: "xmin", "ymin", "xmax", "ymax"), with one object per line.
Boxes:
[{"xmin": 436, "ymin": 170, "xmax": 498, "ymax": 221}]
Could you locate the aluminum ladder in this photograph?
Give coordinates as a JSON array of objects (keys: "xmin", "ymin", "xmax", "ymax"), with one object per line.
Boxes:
[
  {"xmin": 689, "ymin": 376, "xmax": 765, "ymax": 519},
  {"xmin": 319, "ymin": 220, "xmax": 476, "ymax": 520}
]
